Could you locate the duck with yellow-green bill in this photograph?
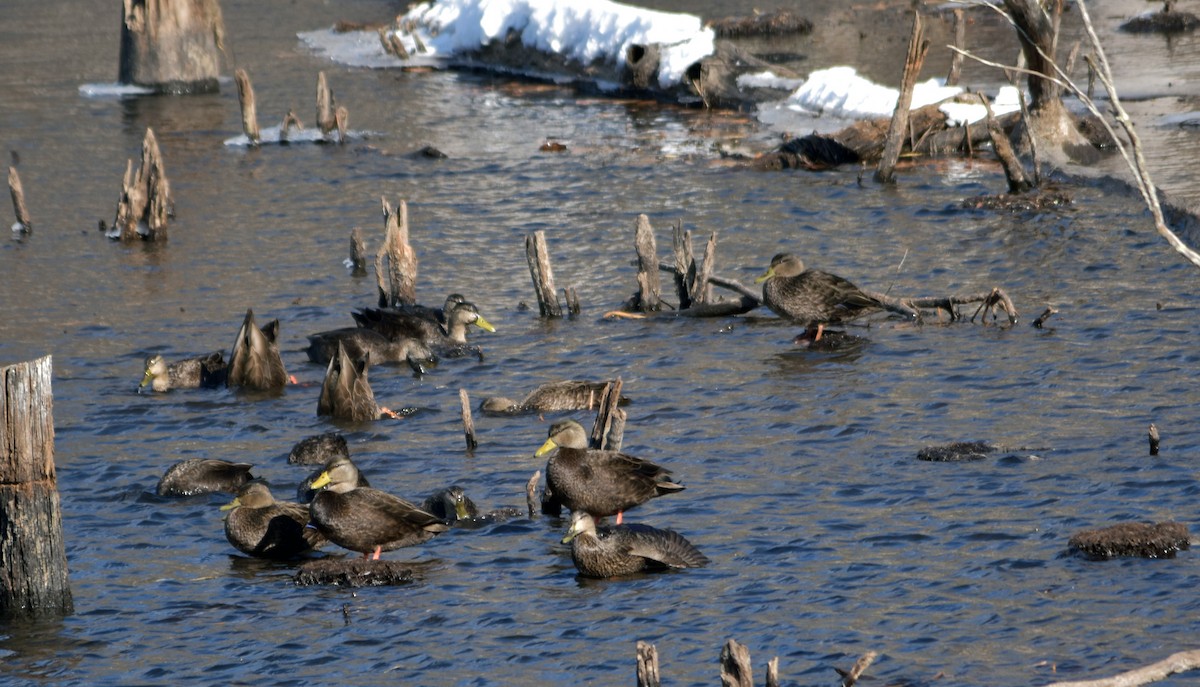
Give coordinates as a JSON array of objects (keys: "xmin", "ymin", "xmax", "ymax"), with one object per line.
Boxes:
[
  {"xmin": 755, "ymin": 253, "xmax": 884, "ymax": 342},
  {"xmin": 561, "ymin": 511, "xmax": 708, "ymax": 578}
]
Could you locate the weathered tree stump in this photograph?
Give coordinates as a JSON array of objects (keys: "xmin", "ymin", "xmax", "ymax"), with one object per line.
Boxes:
[
  {"xmin": 589, "ymin": 378, "xmax": 626, "ymax": 452},
  {"xmin": 983, "ymin": 94, "xmax": 1033, "ymax": 194},
  {"xmin": 632, "ymin": 214, "xmax": 664, "ymax": 312},
  {"xmin": 110, "ymin": 127, "xmax": 172, "ymax": 241},
  {"xmin": 525, "ymin": 230, "xmax": 563, "ymax": 317},
  {"xmin": 8, "ymin": 164, "xmax": 31, "ymax": 234},
  {"xmin": 876, "ymin": 12, "xmax": 930, "ymax": 184},
  {"xmin": 375, "ymin": 198, "xmax": 418, "ymax": 307},
  {"xmin": 234, "ymin": 68, "xmax": 260, "ymax": 144},
  {"xmin": 946, "ymin": 8, "xmax": 965, "ymax": 87},
  {"xmin": 348, "ymin": 227, "xmax": 368, "ymax": 276},
  {"xmin": 118, "ymin": 0, "xmax": 226, "ymax": 94},
  {"xmin": 315, "ymin": 72, "xmax": 348, "ymax": 142},
  {"xmin": 720, "ymin": 639, "xmax": 753, "ymax": 687},
  {"xmin": 0, "ymin": 355, "xmax": 73, "ymax": 619},
  {"xmin": 637, "ymin": 641, "xmax": 661, "ymax": 687},
  {"xmin": 459, "ymin": 388, "xmax": 477, "ymax": 451},
  {"xmin": 1149, "ymin": 423, "xmax": 1160, "ymax": 456}
]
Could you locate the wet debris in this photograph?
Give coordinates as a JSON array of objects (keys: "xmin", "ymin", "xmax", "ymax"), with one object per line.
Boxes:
[
  {"xmin": 1068, "ymin": 521, "xmax": 1191, "ymax": 560},
  {"xmin": 294, "ymin": 558, "xmax": 416, "ymax": 586},
  {"xmin": 917, "ymin": 441, "xmax": 997, "ymax": 462},
  {"xmin": 1119, "ymin": 1, "xmax": 1200, "ymax": 33},
  {"xmin": 962, "ymin": 189, "xmax": 1073, "ymax": 212},
  {"xmin": 287, "ymin": 432, "xmax": 350, "ymax": 466},
  {"xmin": 706, "ymin": 10, "xmax": 813, "ymax": 38}
]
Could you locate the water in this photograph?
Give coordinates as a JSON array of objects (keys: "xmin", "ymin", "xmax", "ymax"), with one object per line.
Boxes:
[{"xmin": 3, "ymin": 0, "xmax": 1200, "ymax": 685}]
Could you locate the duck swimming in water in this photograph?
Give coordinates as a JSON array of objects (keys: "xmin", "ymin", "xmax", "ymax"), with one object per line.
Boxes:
[
  {"xmin": 480, "ymin": 380, "xmax": 627, "ymax": 415},
  {"xmin": 304, "ymin": 326, "xmax": 436, "ymax": 375},
  {"xmin": 139, "ymin": 351, "xmax": 227, "ymax": 392},
  {"xmin": 535, "ymin": 419, "xmax": 683, "ymax": 523},
  {"xmin": 353, "ymin": 300, "xmax": 495, "ymax": 358},
  {"xmin": 156, "ymin": 458, "xmax": 255, "ymax": 496},
  {"xmin": 227, "ymin": 309, "xmax": 289, "ymax": 392},
  {"xmin": 561, "ymin": 511, "xmax": 709, "ymax": 578}
]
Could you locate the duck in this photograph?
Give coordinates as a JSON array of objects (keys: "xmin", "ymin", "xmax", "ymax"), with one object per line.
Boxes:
[
  {"xmin": 220, "ymin": 482, "xmax": 326, "ymax": 559},
  {"xmin": 287, "ymin": 432, "xmax": 349, "ymax": 466},
  {"xmin": 316, "ymin": 342, "xmax": 401, "ymax": 421},
  {"xmin": 353, "ymin": 300, "xmax": 495, "ymax": 358},
  {"xmin": 297, "ymin": 455, "xmax": 370, "ymax": 503},
  {"xmin": 561, "ymin": 511, "xmax": 709, "ymax": 578},
  {"xmin": 304, "ymin": 326, "xmax": 436, "ymax": 375},
  {"xmin": 352, "ymin": 293, "xmax": 466, "ymax": 343},
  {"xmin": 480, "ymin": 380, "xmax": 628, "ymax": 415},
  {"xmin": 755, "ymin": 253, "xmax": 883, "ymax": 340},
  {"xmin": 139, "ymin": 351, "xmax": 228, "ymax": 393},
  {"xmin": 308, "ymin": 462, "xmax": 449, "ymax": 559},
  {"xmin": 156, "ymin": 458, "xmax": 255, "ymax": 496},
  {"xmin": 420, "ymin": 485, "xmax": 523, "ymax": 526},
  {"xmin": 535, "ymin": 419, "xmax": 683, "ymax": 523},
  {"xmin": 227, "ymin": 308, "xmax": 289, "ymax": 391}
]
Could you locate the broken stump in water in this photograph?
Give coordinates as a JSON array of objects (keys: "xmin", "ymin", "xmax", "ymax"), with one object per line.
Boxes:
[
  {"xmin": 1068, "ymin": 521, "xmax": 1190, "ymax": 560},
  {"xmin": 589, "ymin": 378, "xmax": 626, "ymax": 452},
  {"xmin": 9, "ymin": 163, "xmax": 32, "ymax": 234},
  {"xmin": 0, "ymin": 355, "xmax": 73, "ymax": 619},
  {"xmin": 875, "ymin": 12, "xmax": 930, "ymax": 184},
  {"xmin": 234, "ymin": 68, "xmax": 260, "ymax": 144},
  {"xmin": 109, "ymin": 127, "xmax": 172, "ymax": 241},
  {"xmin": 118, "ymin": 0, "xmax": 226, "ymax": 94},
  {"xmin": 525, "ymin": 230, "xmax": 563, "ymax": 317}
]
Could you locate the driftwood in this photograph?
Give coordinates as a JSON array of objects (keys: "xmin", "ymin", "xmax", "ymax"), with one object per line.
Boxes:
[
  {"xmin": 837, "ymin": 651, "xmax": 878, "ymax": 687},
  {"xmin": 316, "ymin": 72, "xmax": 349, "ymax": 142},
  {"xmin": 110, "ymin": 127, "xmax": 172, "ymax": 241},
  {"xmin": 459, "ymin": 388, "xmax": 477, "ymax": 451},
  {"xmin": 1045, "ymin": 649, "xmax": 1200, "ymax": 687},
  {"xmin": 875, "ymin": 12, "xmax": 929, "ymax": 184},
  {"xmin": 637, "ymin": 641, "xmax": 661, "ymax": 687},
  {"xmin": 234, "ymin": 68, "xmax": 260, "ymax": 144},
  {"xmin": 375, "ymin": 198, "xmax": 418, "ymax": 307},
  {"xmin": 720, "ymin": 639, "xmax": 753, "ymax": 687},
  {"xmin": 8, "ymin": 164, "xmax": 31, "ymax": 233},
  {"xmin": 589, "ymin": 378, "xmax": 626, "ymax": 452},
  {"xmin": 0, "ymin": 355, "xmax": 73, "ymax": 619},
  {"xmin": 348, "ymin": 227, "xmax": 368, "ymax": 275},
  {"xmin": 118, "ymin": 0, "xmax": 225, "ymax": 93},
  {"xmin": 525, "ymin": 230, "xmax": 563, "ymax": 317},
  {"xmin": 632, "ymin": 215, "xmax": 665, "ymax": 312}
]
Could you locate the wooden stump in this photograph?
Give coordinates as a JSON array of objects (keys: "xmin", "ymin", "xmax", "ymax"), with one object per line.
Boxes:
[
  {"xmin": 525, "ymin": 231, "xmax": 563, "ymax": 317},
  {"xmin": 0, "ymin": 355, "xmax": 73, "ymax": 619},
  {"xmin": 633, "ymin": 215, "xmax": 664, "ymax": 312},
  {"xmin": 110, "ymin": 127, "xmax": 172, "ymax": 241},
  {"xmin": 875, "ymin": 12, "xmax": 930, "ymax": 184},
  {"xmin": 719, "ymin": 639, "xmax": 753, "ymax": 687},
  {"xmin": 118, "ymin": 0, "xmax": 226, "ymax": 94},
  {"xmin": 9, "ymin": 165, "xmax": 31, "ymax": 234},
  {"xmin": 590, "ymin": 379, "xmax": 626, "ymax": 452},
  {"xmin": 375, "ymin": 198, "xmax": 418, "ymax": 307},
  {"xmin": 348, "ymin": 227, "xmax": 368, "ymax": 276},
  {"xmin": 234, "ymin": 68, "xmax": 260, "ymax": 144},
  {"xmin": 636, "ymin": 641, "xmax": 661, "ymax": 687},
  {"xmin": 459, "ymin": 388, "xmax": 478, "ymax": 451}
]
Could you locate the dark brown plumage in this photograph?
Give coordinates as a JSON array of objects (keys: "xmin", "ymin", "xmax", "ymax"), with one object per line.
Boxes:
[
  {"xmin": 139, "ymin": 351, "xmax": 227, "ymax": 392},
  {"xmin": 227, "ymin": 308, "xmax": 288, "ymax": 391},
  {"xmin": 755, "ymin": 253, "xmax": 882, "ymax": 327},
  {"xmin": 535, "ymin": 419, "xmax": 683, "ymax": 520},
  {"xmin": 316, "ymin": 342, "xmax": 382, "ymax": 422},
  {"xmin": 352, "ymin": 293, "xmax": 466, "ymax": 343},
  {"xmin": 561, "ymin": 511, "xmax": 709, "ymax": 578},
  {"xmin": 304, "ymin": 326, "xmax": 435, "ymax": 372},
  {"xmin": 480, "ymin": 380, "xmax": 627, "ymax": 414},
  {"xmin": 221, "ymin": 482, "xmax": 325, "ymax": 559},
  {"xmin": 288, "ymin": 432, "xmax": 350, "ymax": 466},
  {"xmin": 156, "ymin": 458, "xmax": 255, "ymax": 496},
  {"xmin": 308, "ymin": 461, "xmax": 448, "ymax": 559},
  {"xmin": 353, "ymin": 300, "xmax": 495, "ymax": 358}
]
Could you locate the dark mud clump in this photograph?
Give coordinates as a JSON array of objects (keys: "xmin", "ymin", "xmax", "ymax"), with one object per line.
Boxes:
[
  {"xmin": 294, "ymin": 559, "xmax": 416, "ymax": 586},
  {"xmin": 1068, "ymin": 521, "xmax": 1191, "ymax": 560},
  {"xmin": 917, "ymin": 441, "xmax": 997, "ymax": 462}
]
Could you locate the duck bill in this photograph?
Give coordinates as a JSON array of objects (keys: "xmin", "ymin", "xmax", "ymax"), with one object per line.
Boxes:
[
  {"xmin": 534, "ymin": 438, "xmax": 558, "ymax": 457},
  {"xmin": 139, "ymin": 369, "xmax": 154, "ymax": 388},
  {"xmin": 309, "ymin": 470, "xmax": 332, "ymax": 490},
  {"xmin": 473, "ymin": 315, "xmax": 496, "ymax": 333},
  {"xmin": 219, "ymin": 497, "xmax": 241, "ymax": 512},
  {"xmin": 454, "ymin": 499, "xmax": 470, "ymax": 520},
  {"xmin": 561, "ymin": 527, "xmax": 579, "ymax": 545},
  {"xmin": 753, "ymin": 267, "xmax": 775, "ymax": 284}
]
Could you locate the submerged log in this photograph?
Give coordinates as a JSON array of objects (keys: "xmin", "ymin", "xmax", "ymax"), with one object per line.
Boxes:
[
  {"xmin": 234, "ymin": 68, "xmax": 260, "ymax": 144},
  {"xmin": 293, "ymin": 558, "xmax": 415, "ymax": 586},
  {"xmin": 118, "ymin": 0, "xmax": 225, "ymax": 94},
  {"xmin": 375, "ymin": 198, "xmax": 418, "ymax": 307},
  {"xmin": 0, "ymin": 356, "xmax": 73, "ymax": 619},
  {"xmin": 8, "ymin": 164, "xmax": 31, "ymax": 234},
  {"xmin": 876, "ymin": 12, "xmax": 930, "ymax": 184},
  {"xmin": 525, "ymin": 230, "xmax": 563, "ymax": 317},
  {"xmin": 1045, "ymin": 649, "xmax": 1200, "ymax": 687},
  {"xmin": 110, "ymin": 127, "xmax": 172, "ymax": 241}
]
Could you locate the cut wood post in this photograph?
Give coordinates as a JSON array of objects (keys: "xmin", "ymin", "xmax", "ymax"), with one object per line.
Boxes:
[
  {"xmin": 766, "ymin": 657, "xmax": 780, "ymax": 687},
  {"xmin": 375, "ymin": 198, "xmax": 418, "ymax": 307},
  {"xmin": 671, "ymin": 220, "xmax": 696, "ymax": 309},
  {"xmin": 459, "ymin": 389, "xmax": 477, "ymax": 451},
  {"xmin": 634, "ymin": 214, "xmax": 664, "ymax": 312},
  {"xmin": 8, "ymin": 165, "xmax": 31, "ymax": 233},
  {"xmin": 719, "ymin": 639, "xmax": 753, "ymax": 687},
  {"xmin": 234, "ymin": 68, "xmax": 260, "ymax": 144},
  {"xmin": 0, "ymin": 355, "xmax": 73, "ymax": 619},
  {"xmin": 525, "ymin": 231, "xmax": 563, "ymax": 317},
  {"xmin": 637, "ymin": 641, "xmax": 661, "ymax": 687},
  {"xmin": 118, "ymin": 0, "xmax": 225, "ymax": 93},
  {"xmin": 589, "ymin": 378, "xmax": 626, "ymax": 452},
  {"xmin": 1149, "ymin": 423, "xmax": 1160, "ymax": 456},
  {"xmin": 694, "ymin": 231, "xmax": 718, "ymax": 305},
  {"xmin": 946, "ymin": 8, "xmax": 965, "ymax": 86},
  {"xmin": 316, "ymin": 71, "xmax": 336, "ymax": 135},
  {"xmin": 563, "ymin": 286, "xmax": 581, "ymax": 315},
  {"xmin": 875, "ymin": 12, "xmax": 929, "ymax": 183},
  {"xmin": 348, "ymin": 227, "xmax": 368, "ymax": 276},
  {"xmin": 111, "ymin": 127, "xmax": 172, "ymax": 241}
]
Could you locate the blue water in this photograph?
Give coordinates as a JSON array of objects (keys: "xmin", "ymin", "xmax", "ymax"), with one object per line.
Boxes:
[{"xmin": 3, "ymin": 0, "xmax": 1200, "ymax": 685}]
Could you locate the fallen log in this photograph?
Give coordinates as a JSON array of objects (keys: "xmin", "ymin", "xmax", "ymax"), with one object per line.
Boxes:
[{"xmin": 1045, "ymin": 649, "xmax": 1200, "ymax": 687}]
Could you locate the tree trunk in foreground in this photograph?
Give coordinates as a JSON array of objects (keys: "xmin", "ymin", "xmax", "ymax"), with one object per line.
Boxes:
[
  {"xmin": 0, "ymin": 355, "xmax": 73, "ymax": 620},
  {"xmin": 119, "ymin": 0, "xmax": 226, "ymax": 93}
]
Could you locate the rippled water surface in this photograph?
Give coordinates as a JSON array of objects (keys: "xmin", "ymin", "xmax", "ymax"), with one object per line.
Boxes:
[{"xmin": 3, "ymin": 0, "xmax": 1200, "ymax": 685}]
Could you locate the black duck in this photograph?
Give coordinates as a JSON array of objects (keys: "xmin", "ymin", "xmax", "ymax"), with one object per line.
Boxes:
[
  {"xmin": 221, "ymin": 482, "xmax": 325, "ymax": 559},
  {"xmin": 535, "ymin": 419, "xmax": 683, "ymax": 522},
  {"xmin": 755, "ymin": 253, "xmax": 883, "ymax": 339},
  {"xmin": 227, "ymin": 308, "xmax": 289, "ymax": 391},
  {"xmin": 156, "ymin": 458, "xmax": 255, "ymax": 496},
  {"xmin": 288, "ymin": 432, "xmax": 350, "ymax": 466},
  {"xmin": 351, "ymin": 293, "xmax": 466, "ymax": 343},
  {"xmin": 353, "ymin": 301, "xmax": 495, "ymax": 358},
  {"xmin": 308, "ymin": 463, "xmax": 449, "ymax": 559},
  {"xmin": 561, "ymin": 511, "xmax": 709, "ymax": 578},
  {"xmin": 139, "ymin": 351, "xmax": 227, "ymax": 393},
  {"xmin": 297, "ymin": 455, "xmax": 370, "ymax": 503},
  {"xmin": 317, "ymin": 342, "xmax": 398, "ymax": 421},
  {"xmin": 480, "ymin": 380, "xmax": 627, "ymax": 415},
  {"xmin": 304, "ymin": 326, "xmax": 436, "ymax": 375},
  {"xmin": 420, "ymin": 485, "xmax": 522, "ymax": 527}
]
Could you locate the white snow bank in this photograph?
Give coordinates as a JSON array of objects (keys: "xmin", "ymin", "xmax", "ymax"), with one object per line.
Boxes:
[
  {"xmin": 939, "ymin": 85, "xmax": 1023, "ymax": 126},
  {"xmin": 786, "ymin": 66, "xmax": 964, "ymax": 120}
]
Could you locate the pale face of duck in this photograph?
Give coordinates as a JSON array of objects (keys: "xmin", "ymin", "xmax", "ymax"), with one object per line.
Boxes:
[
  {"xmin": 561, "ymin": 510, "xmax": 598, "ymax": 544},
  {"xmin": 140, "ymin": 355, "xmax": 170, "ymax": 390},
  {"xmin": 535, "ymin": 419, "xmax": 589, "ymax": 456},
  {"xmin": 755, "ymin": 253, "xmax": 805, "ymax": 283},
  {"xmin": 221, "ymin": 482, "xmax": 276, "ymax": 511},
  {"xmin": 309, "ymin": 458, "xmax": 362, "ymax": 494}
]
